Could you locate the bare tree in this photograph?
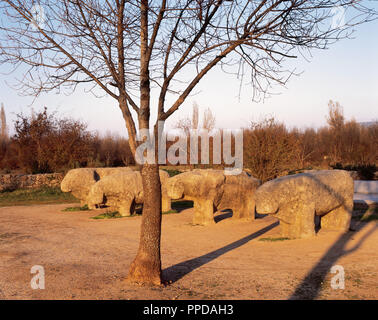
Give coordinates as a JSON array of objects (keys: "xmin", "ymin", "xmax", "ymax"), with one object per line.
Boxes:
[
  {"xmin": 326, "ymin": 100, "xmax": 345, "ymax": 162},
  {"xmin": 192, "ymin": 102, "xmax": 199, "ymax": 131},
  {"xmin": 175, "ymin": 102, "xmax": 215, "ymax": 133},
  {"xmin": 174, "ymin": 102, "xmax": 215, "ymax": 167},
  {"xmin": 0, "ymin": 103, "xmax": 8, "ymax": 163},
  {"xmin": 174, "ymin": 103, "xmax": 197, "ymax": 135},
  {"xmin": 292, "ymin": 127, "xmax": 316, "ymax": 169},
  {"xmin": 0, "ymin": 0, "xmax": 376, "ymax": 285},
  {"xmin": 0, "ymin": 103, "xmax": 8, "ymax": 140},
  {"xmin": 202, "ymin": 107, "xmax": 216, "ymax": 131},
  {"xmin": 327, "ymin": 100, "xmax": 345, "ymax": 130}
]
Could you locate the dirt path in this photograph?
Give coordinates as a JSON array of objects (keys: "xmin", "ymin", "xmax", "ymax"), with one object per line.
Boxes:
[{"xmin": 0, "ymin": 204, "xmax": 377, "ymax": 300}]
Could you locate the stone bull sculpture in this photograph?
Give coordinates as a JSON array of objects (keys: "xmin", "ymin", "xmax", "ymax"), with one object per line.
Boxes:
[
  {"xmin": 61, "ymin": 167, "xmax": 132, "ymax": 208},
  {"xmin": 255, "ymin": 170, "xmax": 354, "ymax": 239},
  {"xmin": 87, "ymin": 170, "xmax": 171, "ymax": 216},
  {"xmin": 166, "ymin": 169, "xmax": 261, "ymax": 225}
]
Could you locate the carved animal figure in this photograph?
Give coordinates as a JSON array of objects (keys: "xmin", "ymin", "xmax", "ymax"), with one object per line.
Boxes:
[
  {"xmin": 255, "ymin": 170, "xmax": 354, "ymax": 239},
  {"xmin": 166, "ymin": 169, "xmax": 260, "ymax": 225},
  {"xmin": 60, "ymin": 167, "xmax": 132, "ymax": 207},
  {"xmin": 87, "ymin": 170, "xmax": 171, "ymax": 216}
]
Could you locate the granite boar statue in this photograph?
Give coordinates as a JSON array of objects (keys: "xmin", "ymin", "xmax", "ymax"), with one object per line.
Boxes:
[
  {"xmin": 218, "ymin": 172, "xmax": 261, "ymax": 220},
  {"xmin": 166, "ymin": 169, "xmax": 261, "ymax": 225},
  {"xmin": 87, "ymin": 170, "xmax": 171, "ymax": 216},
  {"xmin": 255, "ymin": 170, "xmax": 354, "ymax": 239},
  {"xmin": 60, "ymin": 167, "xmax": 132, "ymax": 208}
]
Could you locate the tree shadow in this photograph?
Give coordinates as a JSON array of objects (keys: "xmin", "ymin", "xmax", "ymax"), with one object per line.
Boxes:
[
  {"xmin": 289, "ymin": 215, "xmax": 377, "ymax": 300},
  {"xmin": 163, "ymin": 221, "xmax": 279, "ymax": 283}
]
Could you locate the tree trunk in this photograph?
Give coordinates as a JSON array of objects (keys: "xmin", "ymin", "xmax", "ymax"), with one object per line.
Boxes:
[
  {"xmin": 127, "ymin": 0, "xmax": 163, "ymax": 286},
  {"xmin": 127, "ymin": 163, "xmax": 162, "ymax": 285}
]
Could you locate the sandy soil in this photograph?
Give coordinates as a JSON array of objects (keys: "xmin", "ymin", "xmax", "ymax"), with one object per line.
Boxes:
[{"xmin": 0, "ymin": 203, "xmax": 377, "ymax": 300}]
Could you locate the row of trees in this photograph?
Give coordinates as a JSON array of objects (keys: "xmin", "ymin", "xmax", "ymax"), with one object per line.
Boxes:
[
  {"xmin": 244, "ymin": 101, "xmax": 377, "ymax": 182},
  {"xmin": 0, "ymin": 107, "xmax": 134, "ymax": 173},
  {"xmin": 172, "ymin": 100, "xmax": 377, "ymax": 181},
  {"xmin": 1, "ymin": 101, "xmax": 376, "ymax": 181}
]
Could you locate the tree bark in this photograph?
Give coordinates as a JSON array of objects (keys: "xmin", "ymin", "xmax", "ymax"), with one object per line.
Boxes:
[
  {"xmin": 126, "ymin": 0, "xmax": 163, "ymax": 286},
  {"xmin": 127, "ymin": 163, "xmax": 162, "ymax": 285}
]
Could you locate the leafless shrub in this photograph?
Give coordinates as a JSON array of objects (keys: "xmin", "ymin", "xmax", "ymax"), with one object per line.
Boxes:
[
  {"xmin": 244, "ymin": 117, "xmax": 299, "ymax": 182},
  {"xmin": 94, "ymin": 131, "xmax": 134, "ymax": 167}
]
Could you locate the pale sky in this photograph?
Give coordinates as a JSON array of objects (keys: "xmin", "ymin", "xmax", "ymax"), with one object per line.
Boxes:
[{"xmin": 1, "ymin": 9, "xmax": 377, "ymax": 137}]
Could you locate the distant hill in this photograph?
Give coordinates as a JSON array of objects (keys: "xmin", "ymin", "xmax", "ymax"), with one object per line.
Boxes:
[{"xmin": 359, "ymin": 121, "xmax": 378, "ymax": 127}]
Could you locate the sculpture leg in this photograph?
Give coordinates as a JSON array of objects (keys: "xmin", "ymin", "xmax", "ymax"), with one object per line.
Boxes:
[
  {"xmin": 321, "ymin": 201, "xmax": 352, "ymax": 231},
  {"xmin": 85, "ymin": 197, "xmax": 96, "ymax": 210},
  {"xmin": 161, "ymin": 196, "xmax": 172, "ymax": 213},
  {"xmin": 297, "ymin": 205, "xmax": 316, "ymax": 238},
  {"xmin": 277, "ymin": 204, "xmax": 315, "ymax": 239},
  {"xmin": 193, "ymin": 199, "xmax": 215, "ymax": 226},
  {"xmin": 231, "ymin": 195, "xmax": 255, "ymax": 221},
  {"xmin": 244, "ymin": 198, "xmax": 256, "ymax": 221},
  {"xmin": 232, "ymin": 204, "xmax": 255, "ymax": 221},
  {"xmin": 278, "ymin": 212, "xmax": 304, "ymax": 239},
  {"xmin": 232, "ymin": 208, "xmax": 242, "ymax": 219},
  {"xmin": 118, "ymin": 197, "xmax": 134, "ymax": 217},
  {"xmin": 280, "ymin": 220, "xmax": 292, "ymax": 238}
]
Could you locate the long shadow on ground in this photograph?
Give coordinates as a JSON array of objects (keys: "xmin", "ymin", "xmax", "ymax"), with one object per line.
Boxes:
[
  {"xmin": 290, "ymin": 214, "xmax": 377, "ymax": 300},
  {"xmin": 163, "ymin": 221, "xmax": 279, "ymax": 283}
]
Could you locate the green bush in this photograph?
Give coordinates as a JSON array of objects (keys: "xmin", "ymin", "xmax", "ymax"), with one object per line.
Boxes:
[
  {"xmin": 91, "ymin": 211, "xmax": 123, "ymax": 219},
  {"xmin": 162, "ymin": 169, "xmax": 182, "ymax": 177}
]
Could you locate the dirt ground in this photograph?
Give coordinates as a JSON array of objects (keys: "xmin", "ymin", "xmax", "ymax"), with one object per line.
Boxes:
[{"xmin": 0, "ymin": 203, "xmax": 377, "ymax": 300}]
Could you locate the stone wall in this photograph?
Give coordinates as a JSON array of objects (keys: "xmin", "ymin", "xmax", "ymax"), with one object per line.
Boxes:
[{"xmin": 0, "ymin": 173, "xmax": 64, "ymax": 192}]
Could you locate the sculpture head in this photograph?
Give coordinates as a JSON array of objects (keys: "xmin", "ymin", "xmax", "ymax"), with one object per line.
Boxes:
[
  {"xmin": 166, "ymin": 179, "xmax": 184, "ymax": 200},
  {"xmin": 60, "ymin": 169, "xmax": 98, "ymax": 203},
  {"xmin": 255, "ymin": 187, "xmax": 279, "ymax": 214},
  {"xmin": 60, "ymin": 171, "xmax": 74, "ymax": 192}
]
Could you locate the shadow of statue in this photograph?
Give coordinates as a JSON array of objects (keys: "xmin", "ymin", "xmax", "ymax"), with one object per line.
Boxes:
[
  {"xmin": 171, "ymin": 200, "xmax": 194, "ymax": 213},
  {"xmin": 290, "ymin": 217, "xmax": 377, "ymax": 300},
  {"xmin": 214, "ymin": 209, "xmax": 233, "ymax": 223},
  {"xmin": 163, "ymin": 221, "xmax": 279, "ymax": 283}
]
